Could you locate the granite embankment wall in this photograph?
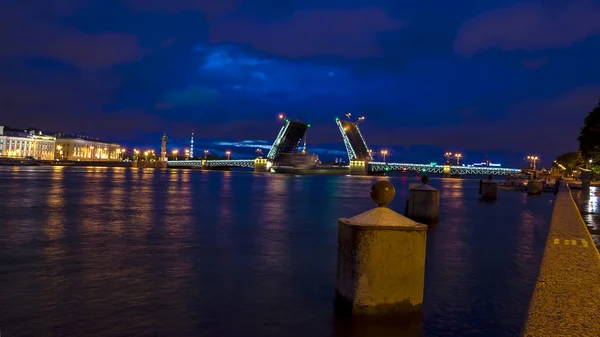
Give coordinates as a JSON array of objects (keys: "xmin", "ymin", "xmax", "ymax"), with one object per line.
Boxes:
[{"xmin": 523, "ymin": 185, "xmax": 600, "ymax": 336}]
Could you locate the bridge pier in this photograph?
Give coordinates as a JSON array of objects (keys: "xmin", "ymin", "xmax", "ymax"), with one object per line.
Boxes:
[
  {"xmin": 254, "ymin": 158, "xmax": 270, "ymax": 173},
  {"xmin": 349, "ymin": 160, "xmax": 369, "ymax": 176},
  {"xmin": 443, "ymin": 165, "xmax": 450, "ymax": 178}
]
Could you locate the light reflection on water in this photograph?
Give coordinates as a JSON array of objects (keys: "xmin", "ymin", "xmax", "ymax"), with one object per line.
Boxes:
[
  {"xmin": 0, "ymin": 167, "xmax": 555, "ymax": 337},
  {"xmin": 572, "ymin": 186, "xmax": 600, "ymax": 247}
]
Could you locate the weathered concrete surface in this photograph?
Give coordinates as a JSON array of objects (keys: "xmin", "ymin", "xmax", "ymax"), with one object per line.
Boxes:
[
  {"xmin": 407, "ymin": 184, "xmax": 439, "ymax": 224},
  {"xmin": 336, "ymin": 207, "xmax": 427, "ymax": 316},
  {"xmin": 481, "ymin": 181, "xmax": 498, "ymax": 200},
  {"xmin": 523, "ymin": 186, "xmax": 600, "ymax": 336}
]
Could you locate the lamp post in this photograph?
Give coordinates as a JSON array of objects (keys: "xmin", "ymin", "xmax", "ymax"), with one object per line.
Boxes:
[
  {"xmin": 368, "ymin": 149, "xmax": 373, "ymax": 161},
  {"xmin": 172, "ymin": 149, "xmax": 178, "ymax": 161},
  {"xmin": 185, "ymin": 149, "xmax": 190, "ymax": 160},
  {"xmin": 346, "ymin": 112, "xmax": 352, "ymax": 120},
  {"xmin": 527, "ymin": 156, "xmax": 539, "ymax": 170},
  {"xmin": 588, "ymin": 159, "xmax": 593, "ymax": 169},
  {"xmin": 356, "ymin": 116, "xmax": 365, "ymax": 124},
  {"xmin": 381, "ymin": 150, "xmax": 388, "ymax": 162},
  {"xmin": 204, "ymin": 149, "xmax": 208, "ymax": 159},
  {"xmin": 444, "ymin": 152, "xmax": 452, "ymax": 165},
  {"xmin": 225, "ymin": 150, "xmax": 231, "ymax": 160},
  {"xmin": 256, "ymin": 148, "xmax": 263, "ymax": 158},
  {"xmin": 56, "ymin": 145, "xmax": 63, "ymax": 160},
  {"xmin": 455, "ymin": 153, "xmax": 462, "ymax": 166},
  {"xmin": 278, "ymin": 113, "xmax": 285, "ymax": 120}
]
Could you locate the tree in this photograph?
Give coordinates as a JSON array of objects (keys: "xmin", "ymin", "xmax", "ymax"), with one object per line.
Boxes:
[
  {"xmin": 554, "ymin": 152, "xmax": 582, "ymax": 175},
  {"xmin": 589, "ymin": 146, "xmax": 600, "ymax": 174},
  {"xmin": 578, "ymin": 98, "xmax": 600, "ymax": 160}
]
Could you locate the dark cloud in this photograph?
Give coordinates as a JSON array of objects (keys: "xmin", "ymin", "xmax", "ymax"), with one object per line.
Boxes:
[
  {"xmin": 454, "ymin": 0, "xmax": 600, "ymax": 56},
  {"xmin": 521, "ymin": 57, "xmax": 548, "ymax": 71},
  {"xmin": 209, "ymin": 8, "xmax": 403, "ymax": 58},
  {"xmin": 0, "ymin": 1, "xmax": 144, "ymax": 69}
]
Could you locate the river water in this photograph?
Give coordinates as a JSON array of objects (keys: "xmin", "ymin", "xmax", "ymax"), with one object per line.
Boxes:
[
  {"xmin": 0, "ymin": 167, "xmax": 554, "ymax": 337},
  {"xmin": 571, "ymin": 185, "xmax": 600, "ymax": 248}
]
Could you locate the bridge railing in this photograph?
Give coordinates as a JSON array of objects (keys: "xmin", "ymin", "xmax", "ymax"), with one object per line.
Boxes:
[
  {"xmin": 167, "ymin": 159, "xmax": 256, "ymax": 168},
  {"xmin": 368, "ymin": 162, "xmax": 521, "ymax": 175}
]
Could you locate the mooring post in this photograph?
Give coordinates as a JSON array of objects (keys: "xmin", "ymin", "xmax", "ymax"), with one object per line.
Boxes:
[{"xmin": 335, "ymin": 181, "xmax": 428, "ymax": 317}]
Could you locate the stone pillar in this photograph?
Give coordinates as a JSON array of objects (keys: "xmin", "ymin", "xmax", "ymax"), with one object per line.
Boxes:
[
  {"xmin": 481, "ymin": 181, "xmax": 498, "ymax": 200},
  {"xmin": 527, "ymin": 180, "xmax": 542, "ymax": 195},
  {"xmin": 336, "ymin": 181, "xmax": 427, "ymax": 317},
  {"xmin": 349, "ymin": 160, "xmax": 368, "ymax": 176},
  {"xmin": 581, "ymin": 180, "xmax": 591, "ymax": 190},
  {"xmin": 254, "ymin": 158, "xmax": 270, "ymax": 172},
  {"xmin": 407, "ymin": 176, "xmax": 440, "ymax": 224}
]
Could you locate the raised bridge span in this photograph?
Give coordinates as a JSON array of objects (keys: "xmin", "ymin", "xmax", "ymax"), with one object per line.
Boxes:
[{"xmin": 167, "ymin": 117, "xmax": 522, "ymax": 176}]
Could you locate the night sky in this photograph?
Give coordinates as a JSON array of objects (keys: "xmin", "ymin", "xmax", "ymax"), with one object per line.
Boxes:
[{"xmin": 2, "ymin": 0, "xmax": 599, "ymax": 167}]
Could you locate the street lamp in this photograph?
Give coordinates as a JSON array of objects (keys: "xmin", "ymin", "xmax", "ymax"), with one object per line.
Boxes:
[
  {"xmin": 172, "ymin": 149, "xmax": 178, "ymax": 161},
  {"xmin": 204, "ymin": 149, "xmax": 209, "ymax": 159},
  {"xmin": 356, "ymin": 116, "xmax": 365, "ymax": 124},
  {"xmin": 278, "ymin": 113, "xmax": 285, "ymax": 120},
  {"xmin": 185, "ymin": 149, "xmax": 190, "ymax": 160},
  {"xmin": 256, "ymin": 148, "xmax": 263, "ymax": 158},
  {"xmin": 444, "ymin": 152, "xmax": 452, "ymax": 165},
  {"xmin": 225, "ymin": 150, "xmax": 231, "ymax": 160},
  {"xmin": 346, "ymin": 112, "xmax": 352, "ymax": 120},
  {"xmin": 455, "ymin": 153, "xmax": 462, "ymax": 165},
  {"xmin": 368, "ymin": 149, "xmax": 373, "ymax": 160},
  {"xmin": 381, "ymin": 149, "xmax": 388, "ymax": 162},
  {"xmin": 527, "ymin": 155, "xmax": 539, "ymax": 170}
]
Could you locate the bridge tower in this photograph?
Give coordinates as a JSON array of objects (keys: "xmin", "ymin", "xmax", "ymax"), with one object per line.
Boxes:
[{"xmin": 335, "ymin": 117, "xmax": 373, "ymax": 175}]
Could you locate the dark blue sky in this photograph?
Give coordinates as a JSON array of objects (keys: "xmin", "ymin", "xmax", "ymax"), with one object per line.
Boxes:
[{"xmin": 1, "ymin": 0, "xmax": 599, "ymax": 167}]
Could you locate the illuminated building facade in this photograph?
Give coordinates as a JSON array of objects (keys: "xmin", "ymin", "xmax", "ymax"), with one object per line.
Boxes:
[
  {"xmin": 0, "ymin": 126, "xmax": 56, "ymax": 160},
  {"xmin": 55, "ymin": 136, "xmax": 123, "ymax": 161}
]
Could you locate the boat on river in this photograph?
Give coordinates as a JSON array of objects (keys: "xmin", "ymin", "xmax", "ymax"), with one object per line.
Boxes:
[{"xmin": 499, "ymin": 175, "xmax": 528, "ymax": 191}]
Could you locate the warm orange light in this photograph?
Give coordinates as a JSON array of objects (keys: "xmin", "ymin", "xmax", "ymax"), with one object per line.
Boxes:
[{"xmin": 278, "ymin": 113, "xmax": 285, "ymax": 120}]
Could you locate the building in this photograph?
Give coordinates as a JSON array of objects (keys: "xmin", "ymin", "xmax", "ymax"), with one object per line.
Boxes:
[
  {"xmin": 0, "ymin": 126, "xmax": 56, "ymax": 160},
  {"xmin": 54, "ymin": 135, "xmax": 123, "ymax": 161}
]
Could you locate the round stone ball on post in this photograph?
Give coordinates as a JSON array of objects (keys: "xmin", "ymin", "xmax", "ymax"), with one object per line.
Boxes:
[
  {"xmin": 407, "ymin": 175, "xmax": 440, "ymax": 224},
  {"xmin": 335, "ymin": 181, "xmax": 428, "ymax": 318}
]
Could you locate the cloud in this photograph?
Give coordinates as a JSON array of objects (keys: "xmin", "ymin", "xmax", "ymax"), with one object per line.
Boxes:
[
  {"xmin": 521, "ymin": 57, "xmax": 548, "ymax": 71},
  {"xmin": 0, "ymin": 2, "xmax": 144, "ymax": 69},
  {"xmin": 166, "ymin": 44, "xmax": 393, "ymax": 109},
  {"xmin": 155, "ymin": 86, "xmax": 221, "ymax": 109},
  {"xmin": 454, "ymin": 0, "xmax": 600, "ymax": 56},
  {"xmin": 125, "ymin": 0, "xmax": 239, "ymax": 18},
  {"xmin": 209, "ymin": 8, "xmax": 403, "ymax": 58}
]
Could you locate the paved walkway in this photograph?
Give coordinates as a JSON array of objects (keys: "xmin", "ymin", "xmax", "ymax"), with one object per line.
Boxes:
[{"xmin": 523, "ymin": 185, "xmax": 600, "ymax": 336}]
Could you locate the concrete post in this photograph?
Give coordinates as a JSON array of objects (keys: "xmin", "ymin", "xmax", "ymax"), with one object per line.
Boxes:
[
  {"xmin": 527, "ymin": 180, "xmax": 542, "ymax": 195},
  {"xmin": 481, "ymin": 176, "xmax": 498, "ymax": 200},
  {"xmin": 407, "ymin": 176, "xmax": 439, "ymax": 224},
  {"xmin": 336, "ymin": 181, "xmax": 427, "ymax": 317},
  {"xmin": 581, "ymin": 179, "xmax": 591, "ymax": 190}
]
